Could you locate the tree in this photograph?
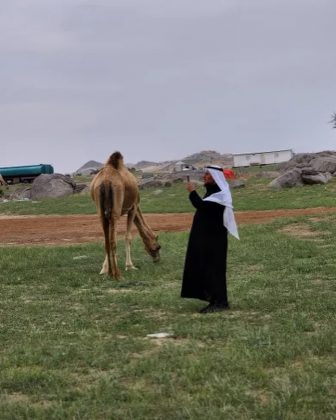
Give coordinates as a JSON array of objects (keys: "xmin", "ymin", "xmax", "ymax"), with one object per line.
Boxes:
[{"xmin": 331, "ymin": 112, "xmax": 336, "ymax": 128}]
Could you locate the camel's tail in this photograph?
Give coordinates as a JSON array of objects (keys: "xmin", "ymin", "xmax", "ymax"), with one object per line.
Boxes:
[
  {"xmin": 106, "ymin": 151, "xmax": 124, "ymax": 170},
  {"xmin": 99, "ymin": 183, "xmax": 114, "ymax": 275}
]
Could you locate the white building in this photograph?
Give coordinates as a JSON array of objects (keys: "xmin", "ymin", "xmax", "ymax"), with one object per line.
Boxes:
[
  {"xmin": 173, "ymin": 161, "xmax": 196, "ymax": 172},
  {"xmin": 233, "ymin": 149, "xmax": 293, "ymax": 167}
]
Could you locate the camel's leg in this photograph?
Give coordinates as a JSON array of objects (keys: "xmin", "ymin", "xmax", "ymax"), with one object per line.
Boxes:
[
  {"xmin": 125, "ymin": 208, "xmax": 137, "ymax": 271},
  {"xmin": 100, "ymin": 255, "xmax": 109, "ymax": 275},
  {"xmin": 110, "ymin": 216, "xmax": 121, "ymax": 279},
  {"xmin": 99, "ymin": 217, "xmax": 120, "ymax": 278},
  {"xmin": 100, "ymin": 208, "xmax": 111, "ymax": 275}
]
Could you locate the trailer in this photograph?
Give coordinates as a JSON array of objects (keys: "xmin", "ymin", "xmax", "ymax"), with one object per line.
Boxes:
[
  {"xmin": 233, "ymin": 149, "xmax": 293, "ymax": 168},
  {"xmin": 0, "ymin": 164, "xmax": 54, "ymax": 184}
]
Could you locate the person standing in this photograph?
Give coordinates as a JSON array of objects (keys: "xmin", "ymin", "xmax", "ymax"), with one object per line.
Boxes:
[{"xmin": 181, "ymin": 166, "xmax": 239, "ymax": 313}]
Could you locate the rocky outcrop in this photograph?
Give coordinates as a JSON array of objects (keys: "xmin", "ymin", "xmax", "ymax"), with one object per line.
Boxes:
[
  {"xmin": 270, "ymin": 151, "xmax": 336, "ymax": 188},
  {"xmin": 10, "ymin": 174, "xmax": 81, "ymax": 200}
]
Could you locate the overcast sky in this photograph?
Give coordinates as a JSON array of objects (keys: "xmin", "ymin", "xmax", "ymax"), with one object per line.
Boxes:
[{"xmin": 1, "ymin": 0, "xmax": 335, "ymax": 173}]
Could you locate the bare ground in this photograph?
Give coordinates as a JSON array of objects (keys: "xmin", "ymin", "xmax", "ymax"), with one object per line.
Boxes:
[{"xmin": 0, "ymin": 207, "xmax": 335, "ymax": 246}]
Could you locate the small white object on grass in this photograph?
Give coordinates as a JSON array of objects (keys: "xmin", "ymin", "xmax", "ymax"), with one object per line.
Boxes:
[{"xmin": 146, "ymin": 332, "xmax": 175, "ymax": 339}]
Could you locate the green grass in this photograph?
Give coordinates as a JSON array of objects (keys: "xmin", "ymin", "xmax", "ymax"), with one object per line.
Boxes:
[
  {"xmin": 1, "ymin": 176, "xmax": 336, "ymax": 216},
  {"xmin": 234, "ymin": 175, "xmax": 336, "ymax": 211},
  {"xmin": 0, "ymin": 214, "xmax": 335, "ymax": 419},
  {"xmin": 0, "ymin": 194, "xmax": 97, "ymax": 215}
]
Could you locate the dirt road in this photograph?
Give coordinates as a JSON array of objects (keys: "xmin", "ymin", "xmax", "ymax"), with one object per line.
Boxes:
[{"xmin": 0, "ymin": 207, "xmax": 335, "ymax": 246}]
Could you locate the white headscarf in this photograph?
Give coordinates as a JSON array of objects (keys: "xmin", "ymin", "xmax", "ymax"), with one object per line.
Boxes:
[{"xmin": 203, "ymin": 166, "xmax": 239, "ymax": 240}]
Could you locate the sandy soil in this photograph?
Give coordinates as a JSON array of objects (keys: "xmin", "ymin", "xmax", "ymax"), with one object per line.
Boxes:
[{"xmin": 0, "ymin": 207, "xmax": 335, "ymax": 246}]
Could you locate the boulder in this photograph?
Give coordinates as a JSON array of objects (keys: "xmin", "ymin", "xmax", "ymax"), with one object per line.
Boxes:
[
  {"xmin": 30, "ymin": 174, "xmax": 76, "ymax": 199},
  {"xmin": 291, "ymin": 153, "xmax": 319, "ymax": 164},
  {"xmin": 310, "ymin": 157, "xmax": 336, "ymax": 174},
  {"xmin": 278, "ymin": 153, "xmax": 318, "ymax": 172},
  {"xmin": 301, "ymin": 172, "xmax": 332, "ymax": 185},
  {"xmin": 269, "ymin": 168, "xmax": 303, "ymax": 189}
]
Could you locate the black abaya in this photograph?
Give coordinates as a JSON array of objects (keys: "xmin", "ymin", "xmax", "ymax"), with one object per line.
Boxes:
[{"xmin": 181, "ymin": 184, "xmax": 228, "ymax": 305}]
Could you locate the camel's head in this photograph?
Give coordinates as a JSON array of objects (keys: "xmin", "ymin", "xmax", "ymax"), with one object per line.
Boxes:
[{"xmin": 145, "ymin": 235, "xmax": 161, "ymax": 263}]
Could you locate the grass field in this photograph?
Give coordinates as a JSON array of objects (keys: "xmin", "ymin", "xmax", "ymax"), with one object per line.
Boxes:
[
  {"xmin": 0, "ymin": 174, "xmax": 335, "ymax": 418},
  {"xmin": 0, "ymin": 212, "xmax": 335, "ymax": 419}
]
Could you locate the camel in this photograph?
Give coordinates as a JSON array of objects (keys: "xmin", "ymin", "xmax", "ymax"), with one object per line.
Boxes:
[{"xmin": 90, "ymin": 151, "xmax": 161, "ymax": 279}]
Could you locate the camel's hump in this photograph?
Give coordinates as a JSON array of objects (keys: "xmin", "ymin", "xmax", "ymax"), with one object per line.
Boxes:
[{"xmin": 106, "ymin": 152, "xmax": 124, "ymax": 169}]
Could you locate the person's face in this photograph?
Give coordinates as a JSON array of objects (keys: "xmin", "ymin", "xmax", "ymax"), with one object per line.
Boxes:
[{"xmin": 203, "ymin": 171, "xmax": 215, "ymax": 185}]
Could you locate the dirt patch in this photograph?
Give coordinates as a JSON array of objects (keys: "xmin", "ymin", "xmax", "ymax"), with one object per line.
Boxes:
[
  {"xmin": 0, "ymin": 208, "xmax": 335, "ymax": 246},
  {"xmin": 3, "ymin": 393, "xmax": 30, "ymax": 403},
  {"xmin": 308, "ymin": 217, "xmax": 325, "ymax": 223},
  {"xmin": 280, "ymin": 223, "xmax": 320, "ymax": 238}
]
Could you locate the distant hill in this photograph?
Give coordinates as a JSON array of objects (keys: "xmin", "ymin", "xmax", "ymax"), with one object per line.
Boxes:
[
  {"xmin": 74, "ymin": 160, "xmax": 103, "ymax": 175},
  {"xmin": 75, "ymin": 151, "xmax": 234, "ymax": 175},
  {"xmin": 183, "ymin": 150, "xmax": 233, "ymax": 167},
  {"xmin": 131, "ymin": 151, "xmax": 233, "ymax": 173},
  {"xmin": 132, "ymin": 160, "xmax": 161, "ymax": 170}
]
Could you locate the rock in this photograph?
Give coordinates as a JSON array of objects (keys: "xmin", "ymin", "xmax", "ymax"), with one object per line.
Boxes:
[
  {"xmin": 10, "ymin": 187, "xmax": 32, "ymax": 200},
  {"xmin": 278, "ymin": 153, "xmax": 318, "ymax": 172},
  {"xmin": 310, "ymin": 157, "xmax": 336, "ymax": 174},
  {"xmin": 30, "ymin": 174, "xmax": 76, "ymax": 199},
  {"xmin": 269, "ymin": 168, "xmax": 304, "ymax": 189},
  {"xmin": 302, "ymin": 172, "xmax": 332, "ymax": 185},
  {"xmin": 300, "ymin": 167, "xmax": 319, "ymax": 176}
]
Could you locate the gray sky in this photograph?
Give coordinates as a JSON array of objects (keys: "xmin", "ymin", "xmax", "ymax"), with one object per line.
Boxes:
[{"xmin": 1, "ymin": 0, "xmax": 335, "ymax": 173}]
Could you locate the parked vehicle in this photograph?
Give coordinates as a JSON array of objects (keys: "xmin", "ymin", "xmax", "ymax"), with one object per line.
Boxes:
[{"xmin": 0, "ymin": 164, "xmax": 54, "ymax": 184}]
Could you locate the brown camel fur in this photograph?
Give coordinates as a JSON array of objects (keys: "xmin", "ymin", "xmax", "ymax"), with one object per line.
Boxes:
[{"xmin": 90, "ymin": 151, "xmax": 161, "ymax": 278}]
